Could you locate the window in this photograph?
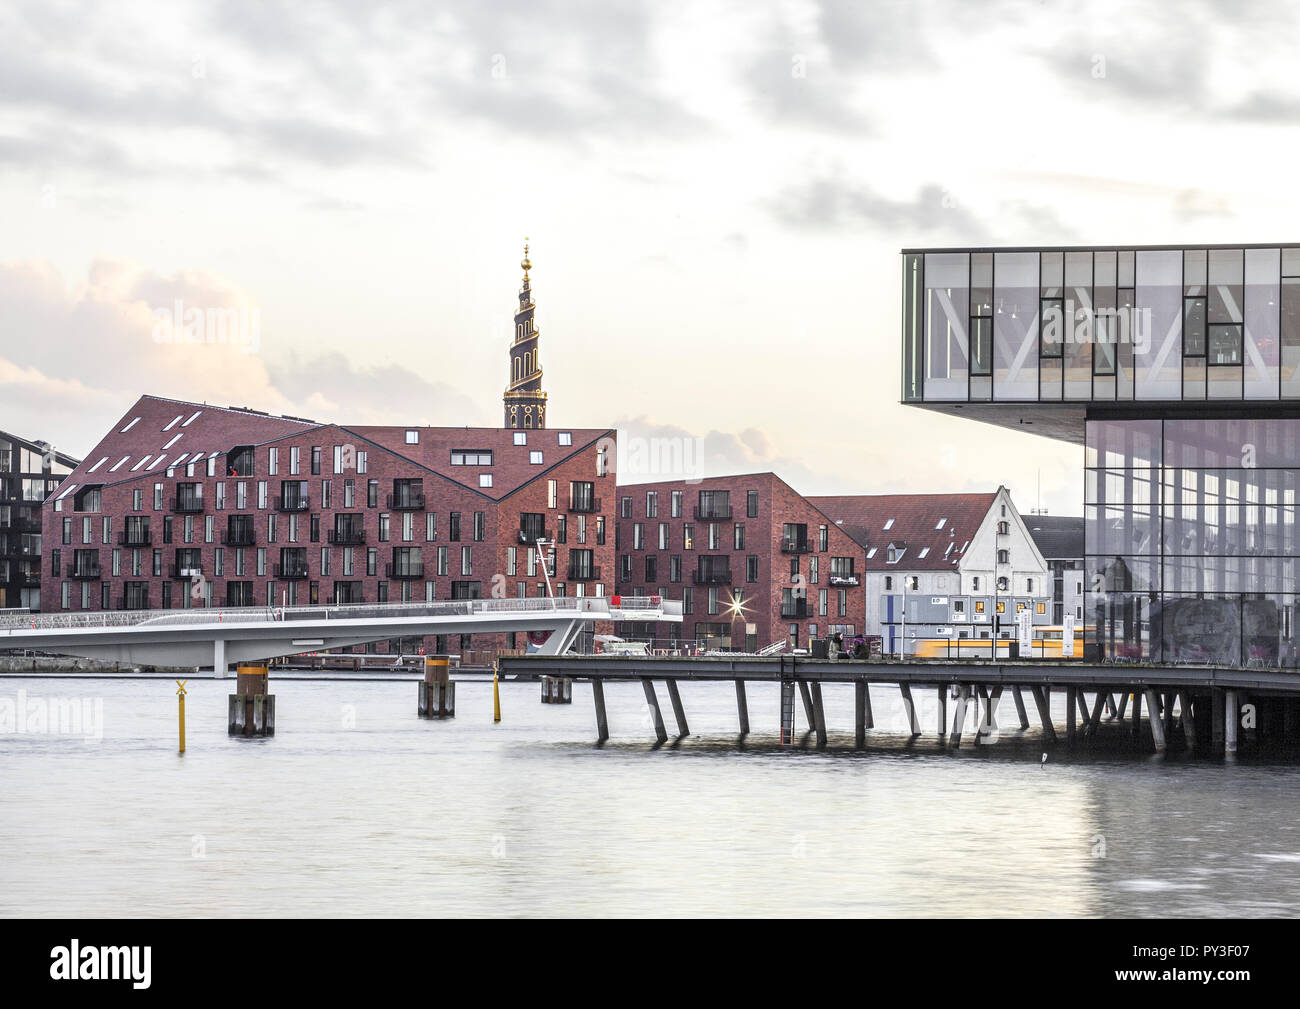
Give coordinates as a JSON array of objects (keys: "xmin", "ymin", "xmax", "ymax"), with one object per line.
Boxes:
[
  {"xmin": 998, "ymin": 549, "xmax": 1009, "ymax": 564},
  {"xmin": 451, "ymin": 449, "xmax": 493, "ymax": 466},
  {"xmin": 646, "ymin": 491, "xmax": 657, "ymax": 517},
  {"xmin": 671, "ymin": 491, "xmax": 682, "ymax": 517},
  {"xmin": 405, "ymin": 430, "xmax": 419, "ymax": 444},
  {"xmin": 529, "ymin": 451, "xmax": 543, "ymax": 465},
  {"xmin": 883, "ymin": 518, "xmax": 894, "ymax": 530},
  {"xmin": 557, "ymin": 432, "xmax": 572, "ymax": 446},
  {"xmin": 620, "ymin": 496, "xmax": 632, "ymax": 518},
  {"xmin": 747, "ymin": 490, "xmax": 758, "ymax": 517},
  {"xmin": 513, "ymin": 432, "xmax": 526, "ymax": 445},
  {"xmin": 479, "ymin": 474, "xmax": 493, "ymax": 488},
  {"xmin": 747, "ymin": 555, "xmax": 758, "ymax": 582}
]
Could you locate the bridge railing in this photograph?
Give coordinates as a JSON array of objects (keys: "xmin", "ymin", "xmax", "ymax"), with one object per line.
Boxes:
[{"xmin": 0, "ymin": 594, "xmax": 681, "ymax": 634}]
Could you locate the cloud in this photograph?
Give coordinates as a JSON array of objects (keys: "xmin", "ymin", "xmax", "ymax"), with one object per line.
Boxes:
[{"xmin": 770, "ymin": 177, "xmax": 982, "ymax": 238}]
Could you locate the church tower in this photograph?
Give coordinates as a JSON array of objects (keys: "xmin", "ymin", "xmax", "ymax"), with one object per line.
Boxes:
[{"xmin": 504, "ymin": 239, "xmax": 547, "ymax": 429}]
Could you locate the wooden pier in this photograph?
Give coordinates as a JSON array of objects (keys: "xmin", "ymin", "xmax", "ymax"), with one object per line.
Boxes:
[{"xmin": 497, "ymin": 654, "xmax": 1300, "ymax": 755}]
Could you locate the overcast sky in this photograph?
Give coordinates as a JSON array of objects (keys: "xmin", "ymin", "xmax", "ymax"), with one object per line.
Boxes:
[{"xmin": 2, "ymin": 0, "xmax": 1298, "ymax": 513}]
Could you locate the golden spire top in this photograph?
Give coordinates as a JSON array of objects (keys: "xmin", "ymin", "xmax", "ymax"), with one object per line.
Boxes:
[{"xmin": 521, "ymin": 237, "xmax": 532, "ymax": 277}]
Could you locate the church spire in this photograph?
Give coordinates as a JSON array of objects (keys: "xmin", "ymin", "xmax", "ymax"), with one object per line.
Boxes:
[{"xmin": 504, "ymin": 238, "xmax": 547, "ymax": 430}]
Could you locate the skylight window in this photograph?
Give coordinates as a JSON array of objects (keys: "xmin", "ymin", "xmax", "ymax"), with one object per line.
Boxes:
[
  {"xmin": 883, "ymin": 518, "xmax": 895, "ymax": 530},
  {"xmin": 87, "ymin": 457, "xmax": 108, "ymax": 473},
  {"xmin": 182, "ymin": 411, "xmax": 202, "ymax": 427},
  {"xmin": 163, "ymin": 433, "xmax": 183, "ymax": 450},
  {"xmin": 935, "ymin": 518, "xmax": 947, "ymax": 529},
  {"xmin": 918, "ymin": 546, "xmax": 930, "ymax": 559},
  {"xmin": 120, "ymin": 418, "xmax": 140, "ymax": 433},
  {"xmin": 163, "ymin": 415, "xmax": 184, "ymax": 432},
  {"xmin": 130, "ymin": 456, "xmax": 151, "ymax": 471},
  {"xmin": 109, "ymin": 457, "xmax": 129, "ymax": 472},
  {"xmin": 866, "ymin": 547, "xmax": 878, "ymax": 559}
]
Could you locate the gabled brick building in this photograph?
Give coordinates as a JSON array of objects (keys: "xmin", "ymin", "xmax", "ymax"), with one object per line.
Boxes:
[
  {"xmin": 614, "ymin": 473, "xmax": 867, "ymax": 650},
  {"xmin": 40, "ymin": 394, "xmax": 615, "ymax": 654}
]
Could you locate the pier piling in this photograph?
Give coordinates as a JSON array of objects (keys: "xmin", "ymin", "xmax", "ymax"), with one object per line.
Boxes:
[
  {"xmin": 1012, "ymin": 686, "xmax": 1030, "ymax": 730},
  {"xmin": 1225, "ymin": 688, "xmax": 1239, "ymax": 755},
  {"xmin": 666, "ymin": 680, "xmax": 689, "ymax": 738},
  {"xmin": 592, "ymin": 680, "xmax": 609, "ymax": 743},
  {"xmin": 854, "ymin": 681, "xmax": 868, "ymax": 748},
  {"xmin": 1145, "ymin": 689, "xmax": 1166, "ymax": 753},
  {"xmin": 810, "ymin": 682, "xmax": 827, "ymax": 749},
  {"xmin": 417, "ymin": 654, "xmax": 455, "ymax": 719},
  {"xmin": 735, "ymin": 680, "xmax": 750, "ymax": 736},
  {"xmin": 228, "ymin": 664, "xmax": 275, "ymax": 736},
  {"xmin": 900, "ymin": 683, "xmax": 920, "ymax": 738},
  {"xmin": 642, "ymin": 679, "xmax": 668, "ymax": 744}
]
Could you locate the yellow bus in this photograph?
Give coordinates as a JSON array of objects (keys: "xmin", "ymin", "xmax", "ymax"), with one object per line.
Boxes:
[{"xmin": 911, "ymin": 625, "xmax": 1088, "ymax": 660}]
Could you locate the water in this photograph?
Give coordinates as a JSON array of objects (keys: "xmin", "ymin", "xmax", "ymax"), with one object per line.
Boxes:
[{"xmin": 3, "ymin": 674, "xmax": 1299, "ymax": 918}]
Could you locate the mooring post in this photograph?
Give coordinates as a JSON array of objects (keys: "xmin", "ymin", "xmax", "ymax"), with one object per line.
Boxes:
[
  {"xmin": 665, "ymin": 680, "xmax": 689, "ymax": 738},
  {"xmin": 229, "ymin": 663, "xmax": 275, "ymax": 737},
  {"xmin": 779, "ymin": 677, "xmax": 796, "ymax": 747},
  {"xmin": 1012, "ymin": 686, "xmax": 1030, "ymax": 730},
  {"xmin": 417, "ymin": 654, "xmax": 455, "ymax": 719},
  {"xmin": 1145, "ymin": 688, "xmax": 1167, "ymax": 753},
  {"xmin": 1030, "ymin": 685, "xmax": 1056, "ymax": 744},
  {"xmin": 1225, "ymin": 688, "xmax": 1238, "ymax": 755},
  {"xmin": 937, "ymin": 685, "xmax": 948, "ymax": 739},
  {"xmin": 1178, "ymin": 689, "xmax": 1196, "ymax": 751},
  {"xmin": 900, "ymin": 683, "xmax": 920, "ymax": 737},
  {"xmin": 735, "ymin": 680, "xmax": 750, "ymax": 735},
  {"xmin": 809, "ymin": 681, "xmax": 827, "ymax": 749},
  {"xmin": 592, "ymin": 679, "xmax": 609, "ymax": 743},
  {"xmin": 854, "ymin": 681, "xmax": 867, "ymax": 749},
  {"xmin": 642, "ymin": 679, "xmax": 668, "ymax": 744},
  {"xmin": 949, "ymin": 685, "xmax": 970, "ymax": 748},
  {"xmin": 1066, "ymin": 686, "xmax": 1077, "ymax": 744}
]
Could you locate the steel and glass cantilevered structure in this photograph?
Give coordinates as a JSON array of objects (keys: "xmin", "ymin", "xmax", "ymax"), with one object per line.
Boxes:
[{"xmin": 902, "ymin": 244, "xmax": 1300, "ymax": 668}]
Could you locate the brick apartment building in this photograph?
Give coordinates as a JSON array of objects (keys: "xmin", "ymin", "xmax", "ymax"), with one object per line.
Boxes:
[
  {"xmin": 1, "ymin": 430, "xmax": 79, "ymax": 611},
  {"xmin": 41, "ymin": 395, "xmax": 614, "ymax": 647},
  {"xmin": 614, "ymin": 473, "xmax": 867, "ymax": 650}
]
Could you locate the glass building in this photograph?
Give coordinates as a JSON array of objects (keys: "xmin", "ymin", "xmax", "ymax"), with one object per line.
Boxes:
[{"xmin": 902, "ymin": 245, "xmax": 1300, "ymax": 667}]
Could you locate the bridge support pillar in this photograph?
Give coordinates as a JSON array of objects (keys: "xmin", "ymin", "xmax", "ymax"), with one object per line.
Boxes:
[
  {"xmin": 1116, "ymin": 690, "xmax": 1129, "ymax": 721},
  {"xmin": 937, "ymin": 685, "xmax": 947, "ymax": 740},
  {"xmin": 1030, "ymin": 685, "xmax": 1056, "ymax": 744},
  {"xmin": 642, "ymin": 679, "xmax": 668, "ymax": 744},
  {"xmin": 418, "ymin": 655, "xmax": 455, "ymax": 719},
  {"xmin": 213, "ymin": 638, "xmax": 228, "ymax": 679},
  {"xmin": 798, "ymin": 681, "xmax": 815, "ymax": 735},
  {"xmin": 665, "ymin": 680, "xmax": 689, "ymax": 738},
  {"xmin": 228, "ymin": 664, "xmax": 274, "ymax": 737},
  {"xmin": 1087, "ymin": 691, "xmax": 1106, "ymax": 737},
  {"xmin": 735, "ymin": 680, "xmax": 750, "ymax": 736},
  {"xmin": 1131, "ymin": 690, "xmax": 1142, "ymax": 739},
  {"xmin": 900, "ymin": 683, "xmax": 920, "ymax": 738},
  {"xmin": 1225, "ymin": 689, "xmax": 1239, "ymax": 755},
  {"xmin": 809, "ymin": 682, "xmax": 827, "ymax": 749},
  {"xmin": 592, "ymin": 680, "xmax": 609, "ymax": 743},
  {"xmin": 1012, "ymin": 687, "xmax": 1030, "ymax": 730},
  {"xmin": 1178, "ymin": 690, "xmax": 1197, "ymax": 751},
  {"xmin": 855, "ymin": 682, "xmax": 868, "ymax": 748},
  {"xmin": 948, "ymin": 685, "xmax": 970, "ymax": 748},
  {"xmin": 1145, "ymin": 689, "xmax": 1166, "ymax": 753}
]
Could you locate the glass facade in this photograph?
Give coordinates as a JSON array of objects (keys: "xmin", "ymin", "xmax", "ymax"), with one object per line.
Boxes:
[
  {"xmin": 1086, "ymin": 417, "xmax": 1300, "ymax": 667},
  {"xmin": 902, "ymin": 246, "xmax": 1300, "ymax": 405}
]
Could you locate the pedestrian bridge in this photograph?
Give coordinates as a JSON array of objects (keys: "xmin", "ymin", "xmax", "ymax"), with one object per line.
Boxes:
[{"xmin": 0, "ymin": 596, "xmax": 681, "ymax": 674}]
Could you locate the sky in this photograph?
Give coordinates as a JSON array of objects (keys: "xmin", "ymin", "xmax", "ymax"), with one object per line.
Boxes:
[{"xmin": 2, "ymin": 0, "xmax": 1299, "ymax": 514}]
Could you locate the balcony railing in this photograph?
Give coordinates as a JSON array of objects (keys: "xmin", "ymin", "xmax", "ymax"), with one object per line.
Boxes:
[
  {"xmin": 780, "ymin": 538, "xmax": 811, "ymax": 554},
  {"xmin": 518, "ymin": 528, "xmax": 548, "ymax": 545},
  {"xmin": 693, "ymin": 505, "xmax": 732, "ymax": 520},
  {"xmin": 274, "ymin": 562, "xmax": 309, "ymax": 580},
  {"xmin": 172, "ymin": 496, "xmax": 204, "ymax": 513},
  {"xmin": 385, "ymin": 562, "xmax": 425, "ymax": 579},
  {"xmin": 781, "ymin": 599, "xmax": 810, "ymax": 619},
  {"xmin": 67, "ymin": 561, "xmax": 101, "ymax": 580},
  {"xmin": 566, "ymin": 565, "xmax": 601, "ymax": 582},
  {"xmin": 118, "ymin": 529, "xmax": 153, "ymax": 547},
  {"xmin": 568, "ymin": 496, "xmax": 601, "ymax": 514},
  {"xmin": 169, "ymin": 564, "xmax": 204, "ymax": 579},
  {"xmin": 385, "ymin": 491, "xmax": 426, "ymax": 511},
  {"xmin": 692, "ymin": 569, "xmax": 732, "ymax": 585},
  {"xmin": 829, "ymin": 574, "xmax": 860, "ymax": 587},
  {"xmin": 221, "ymin": 528, "xmax": 256, "ymax": 546},
  {"xmin": 274, "ymin": 494, "xmax": 310, "ymax": 512},
  {"xmin": 328, "ymin": 528, "xmax": 366, "ymax": 545}
]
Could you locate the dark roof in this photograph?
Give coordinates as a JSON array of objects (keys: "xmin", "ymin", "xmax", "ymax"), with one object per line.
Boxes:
[
  {"xmin": 1026, "ymin": 514, "xmax": 1084, "ymax": 560},
  {"xmin": 807, "ymin": 492, "xmax": 998, "ymax": 571}
]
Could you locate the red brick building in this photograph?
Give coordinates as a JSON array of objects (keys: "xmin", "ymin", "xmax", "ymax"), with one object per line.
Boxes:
[
  {"xmin": 41, "ymin": 394, "xmax": 615, "ymax": 654},
  {"xmin": 614, "ymin": 473, "xmax": 866, "ymax": 650}
]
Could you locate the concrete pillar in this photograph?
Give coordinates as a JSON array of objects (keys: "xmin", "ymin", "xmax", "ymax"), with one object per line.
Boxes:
[
  {"xmin": 862, "ymin": 680, "xmax": 874, "ymax": 728},
  {"xmin": 1117, "ymin": 690, "xmax": 1129, "ymax": 721},
  {"xmin": 213, "ymin": 638, "xmax": 228, "ymax": 679},
  {"xmin": 1087, "ymin": 691, "xmax": 1106, "ymax": 737},
  {"xmin": 1012, "ymin": 686, "xmax": 1030, "ymax": 730},
  {"xmin": 592, "ymin": 680, "xmax": 609, "ymax": 743},
  {"xmin": 1162, "ymin": 691, "xmax": 1174, "ymax": 741},
  {"xmin": 1145, "ymin": 688, "xmax": 1166, "ymax": 753},
  {"xmin": 949, "ymin": 685, "xmax": 970, "ymax": 748},
  {"xmin": 1030, "ymin": 685, "xmax": 1056, "ymax": 744},
  {"xmin": 642, "ymin": 679, "xmax": 668, "ymax": 744},
  {"xmin": 937, "ymin": 685, "xmax": 948, "ymax": 739},
  {"xmin": 229, "ymin": 663, "xmax": 275, "ymax": 736},
  {"xmin": 798, "ymin": 681, "xmax": 815, "ymax": 734},
  {"xmin": 854, "ymin": 681, "xmax": 868, "ymax": 749},
  {"xmin": 735, "ymin": 680, "xmax": 750, "ymax": 735},
  {"xmin": 665, "ymin": 680, "xmax": 689, "ymax": 737},
  {"xmin": 1178, "ymin": 690, "xmax": 1196, "ymax": 751},
  {"xmin": 900, "ymin": 683, "xmax": 920, "ymax": 737},
  {"xmin": 809, "ymin": 681, "xmax": 827, "ymax": 749},
  {"xmin": 417, "ymin": 654, "xmax": 455, "ymax": 719},
  {"xmin": 1225, "ymin": 688, "xmax": 1238, "ymax": 755}
]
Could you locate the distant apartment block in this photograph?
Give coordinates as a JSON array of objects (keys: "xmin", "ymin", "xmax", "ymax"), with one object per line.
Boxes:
[
  {"xmin": 1026, "ymin": 514, "xmax": 1085, "ymax": 625},
  {"xmin": 0, "ymin": 430, "xmax": 79, "ymax": 611}
]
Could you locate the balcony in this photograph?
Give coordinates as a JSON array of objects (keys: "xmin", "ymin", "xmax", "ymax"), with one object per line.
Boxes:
[
  {"xmin": 385, "ymin": 562, "xmax": 425, "ymax": 579},
  {"xmin": 274, "ymin": 494, "xmax": 310, "ymax": 512},
  {"xmin": 172, "ymin": 496, "xmax": 204, "ymax": 514},
  {"xmin": 518, "ymin": 528, "xmax": 548, "ymax": 545},
  {"xmin": 693, "ymin": 505, "xmax": 732, "ymax": 521},
  {"xmin": 11, "ymin": 516, "xmax": 42, "ymax": 535},
  {"xmin": 829, "ymin": 574, "xmax": 860, "ymax": 587},
  {"xmin": 781, "ymin": 599, "xmax": 810, "ymax": 619},
  {"xmin": 386, "ymin": 491, "xmax": 426, "ymax": 511},
  {"xmin": 118, "ymin": 529, "xmax": 153, "ymax": 547},
  {"xmin": 169, "ymin": 564, "xmax": 204, "ymax": 579},
  {"xmin": 328, "ymin": 528, "xmax": 366, "ymax": 545},
  {"xmin": 274, "ymin": 561, "xmax": 309, "ymax": 580},
  {"xmin": 221, "ymin": 528, "xmax": 256, "ymax": 547},
  {"xmin": 693, "ymin": 569, "xmax": 732, "ymax": 585},
  {"xmin": 780, "ymin": 538, "xmax": 811, "ymax": 554},
  {"xmin": 67, "ymin": 561, "xmax": 101, "ymax": 580},
  {"xmin": 18, "ymin": 571, "xmax": 40, "ymax": 588},
  {"xmin": 566, "ymin": 565, "xmax": 602, "ymax": 582},
  {"xmin": 569, "ymin": 496, "xmax": 601, "ymax": 514}
]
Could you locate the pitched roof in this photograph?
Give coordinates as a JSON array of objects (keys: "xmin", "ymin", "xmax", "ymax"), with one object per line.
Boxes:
[
  {"xmin": 807, "ymin": 492, "xmax": 998, "ymax": 570},
  {"xmin": 1026, "ymin": 514, "xmax": 1084, "ymax": 560}
]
